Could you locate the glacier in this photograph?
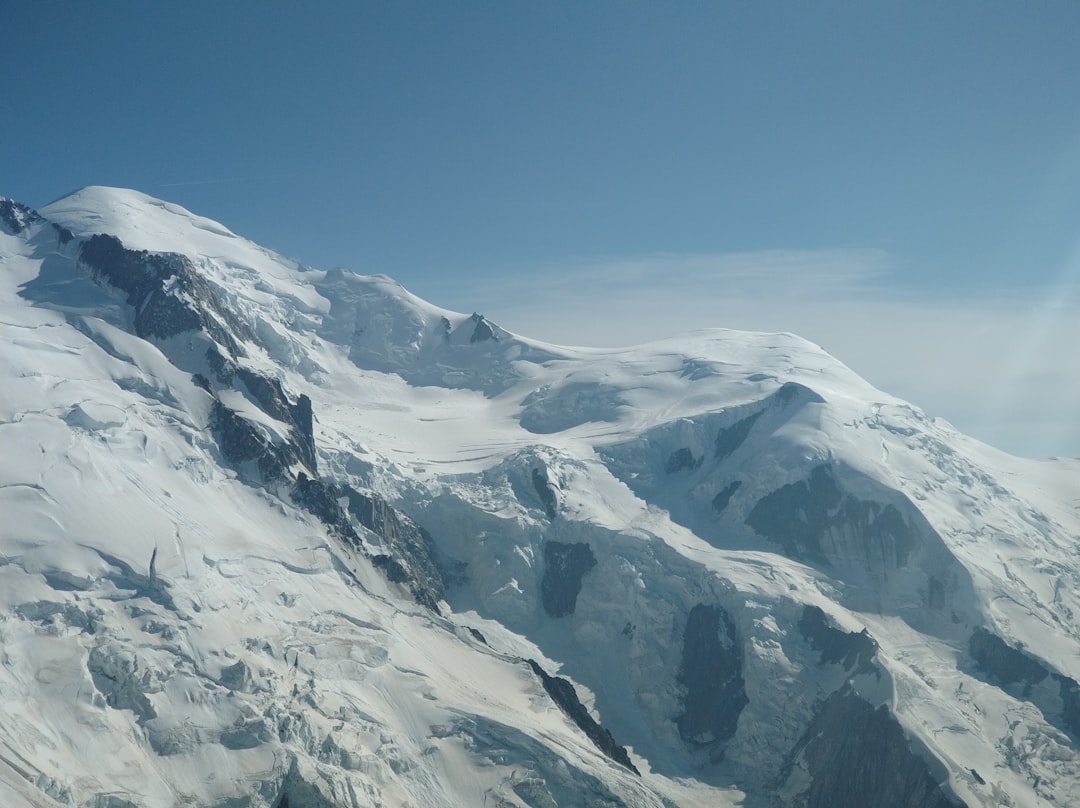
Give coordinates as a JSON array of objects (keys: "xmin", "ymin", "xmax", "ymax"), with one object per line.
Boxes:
[{"xmin": 1, "ymin": 187, "xmax": 1078, "ymax": 807}]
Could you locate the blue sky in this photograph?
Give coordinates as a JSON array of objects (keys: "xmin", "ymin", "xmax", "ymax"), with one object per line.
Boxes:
[{"xmin": 4, "ymin": 2, "xmax": 1079, "ymax": 457}]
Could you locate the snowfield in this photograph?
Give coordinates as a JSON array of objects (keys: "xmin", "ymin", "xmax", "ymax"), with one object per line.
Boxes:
[{"xmin": 1, "ymin": 187, "xmax": 1078, "ymax": 807}]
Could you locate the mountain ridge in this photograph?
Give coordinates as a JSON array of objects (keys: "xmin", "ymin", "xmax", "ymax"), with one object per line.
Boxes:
[{"xmin": 2, "ymin": 186, "xmax": 1078, "ymax": 807}]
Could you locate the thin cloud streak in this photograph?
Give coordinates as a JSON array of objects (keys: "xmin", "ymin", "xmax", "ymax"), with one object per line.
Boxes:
[
  {"xmin": 159, "ymin": 178, "xmax": 256, "ymax": 188},
  {"xmin": 460, "ymin": 248, "xmax": 891, "ymax": 302}
]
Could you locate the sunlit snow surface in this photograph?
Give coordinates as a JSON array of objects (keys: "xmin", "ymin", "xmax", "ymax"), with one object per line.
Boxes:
[{"xmin": 1, "ymin": 187, "xmax": 1078, "ymax": 807}]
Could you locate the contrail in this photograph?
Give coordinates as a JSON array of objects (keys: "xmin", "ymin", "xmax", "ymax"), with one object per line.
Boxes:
[{"xmin": 158, "ymin": 177, "xmax": 251, "ymax": 188}]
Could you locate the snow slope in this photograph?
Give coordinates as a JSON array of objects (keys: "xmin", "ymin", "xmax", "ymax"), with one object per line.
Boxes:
[{"xmin": 2, "ymin": 187, "xmax": 1078, "ymax": 807}]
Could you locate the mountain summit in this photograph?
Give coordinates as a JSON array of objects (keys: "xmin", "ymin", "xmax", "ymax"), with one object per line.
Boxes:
[{"xmin": 2, "ymin": 187, "xmax": 1078, "ymax": 807}]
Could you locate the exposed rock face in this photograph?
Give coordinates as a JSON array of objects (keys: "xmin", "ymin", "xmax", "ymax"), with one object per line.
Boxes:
[
  {"xmin": 212, "ymin": 399, "xmax": 298, "ymax": 482},
  {"xmin": 79, "ymin": 234, "xmax": 250, "ymax": 352},
  {"xmin": 746, "ymin": 465, "xmax": 917, "ymax": 567},
  {"xmin": 289, "ymin": 473, "xmax": 446, "ymax": 610},
  {"xmin": 785, "ymin": 690, "xmax": 956, "ymax": 808},
  {"xmin": 1059, "ymin": 675, "xmax": 1080, "ymax": 738},
  {"xmin": 711, "ymin": 480, "xmax": 741, "ymax": 514},
  {"xmin": 676, "ymin": 604, "xmax": 747, "ymax": 748},
  {"xmin": 798, "ymin": 605, "xmax": 878, "ymax": 675},
  {"xmin": 969, "ymin": 626, "xmax": 1047, "ymax": 695},
  {"xmin": 340, "ymin": 487, "xmax": 447, "ymax": 610},
  {"xmin": 532, "ymin": 466, "xmax": 559, "ymax": 519},
  {"xmin": 291, "ymin": 473, "xmax": 360, "ymax": 542},
  {"xmin": 525, "ymin": 659, "xmax": 639, "ymax": 775},
  {"xmin": 234, "ymin": 366, "xmax": 317, "ymax": 473},
  {"xmin": 203, "ymin": 355, "xmax": 317, "ymax": 475},
  {"xmin": 0, "ymin": 198, "xmax": 43, "ymax": 234},
  {"xmin": 714, "ymin": 411, "xmax": 762, "ymax": 462},
  {"xmin": 541, "ymin": 541, "xmax": 597, "ymax": 617},
  {"xmin": 203, "ymin": 352, "xmax": 444, "ymax": 609},
  {"xmin": 69, "ymin": 224, "xmax": 448, "ymax": 616},
  {"xmin": 9, "ymin": 188, "xmax": 1080, "ymax": 807},
  {"xmin": 665, "ymin": 447, "xmax": 703, "ymax": 473},
  {"xmin": 433, "ymin": 716, "xmax": 642, "ymax": 806},
  {"xmin": 468, "ymin": 312, "xmax": 496, "ymax": 343},
  {"xmin": 968, "ymin": 626, "xmax": 1080, "ymax": 738}
]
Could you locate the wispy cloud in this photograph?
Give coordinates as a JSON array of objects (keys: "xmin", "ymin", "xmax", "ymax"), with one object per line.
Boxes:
[
  {"xmin": 476, "ymin": 248, "xmax": 890, "ymax": 302},
  {"xmin": 441, "ymin": 248, "xmax": 1079, "ymax": 458}
]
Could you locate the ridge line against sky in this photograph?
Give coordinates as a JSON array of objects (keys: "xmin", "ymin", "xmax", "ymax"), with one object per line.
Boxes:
[{"xmin": 4, "ymin": 1, "xmax": 1079, "ymax": 458}]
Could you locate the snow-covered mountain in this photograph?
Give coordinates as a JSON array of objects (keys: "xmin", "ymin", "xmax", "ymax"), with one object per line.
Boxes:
[{"xmin": 2, "ymin": 186, "xmax": 1078, "ymax": 808}]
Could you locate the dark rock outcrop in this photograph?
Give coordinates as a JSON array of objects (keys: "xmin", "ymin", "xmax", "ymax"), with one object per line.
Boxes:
[
  {"xmin": 968, "ymin": 626, "xmax": 1080, "ymax": 739},
  {"xmin": 1058, "ymin": 674, "xmax": 1080, "ymax": 737},
  {"xmin": 211, "ymin": 400, "xmax": 298, "ymax": 482},
  {"xmin": 746, "ymin": 464, "xmax": 917, "ymax": 567},
  {"xmin": 290, "ymin": 474, "xmax": 445, "ymax": 611},
  {"xmin": 0, "ymin": 197, "xmax": 43, "ymax": 234},
  {"xmin": 531, "ymin": 467, "xmax": 558, "ymax": 520},
  {"xmin": 526, "ymin": 659, "xmax": 639, "ymax": 775},
  {"xmin": 207, "ymin": 359, "xmax": 442, "ymax": 611},
  {"xmin": 665, "ymin": 447, "xmax": 703, "ymax": 473},
  {"xmin": 714, "ymin": 411, "xmax": 763, "ymax": 462},
  {"xmin": 79, "ymin": 234, "xmax": 250, "ymax": 353},
  {"xmin": 711, "ymin": 480, "xmax": 741, "ymax": 514},
  {"xmin": 290, "ymin": 474, "xmax": 362, "ymax": 546},
  {"xmin": 340, "ymin": 487, "xmax": 446, "ymax": 610},
  {"xmin": 746, "ymin": 465, "xmax": 841, "ymax": 560},
  {"xmin": 786, "ymin": 690, "xmax": 957, "ymax": 808},
  {"xmin": 201, "ymin": 355, "xmax": 316, "ymax": 478},
  {"xmin": 540, "ymin": 542, "xmax": 596, "ymax": 618},
  {"xmin": 798, "ymin": 605, "xmax": 878, "ymax": 675},
  {"xmin": 676, "ymin": 604, "xmax": 748, "ymax": 747},
  {"xmin": 969, "ymin": 626, "xmax": 1047, "ymax": 696},
  {"xmin": 468, "ymin": 313, "xmax": 495, "ymax": 343},
  {"xmin": 233, "ymin": 367, "xmax": 317, "ymax": 473}
]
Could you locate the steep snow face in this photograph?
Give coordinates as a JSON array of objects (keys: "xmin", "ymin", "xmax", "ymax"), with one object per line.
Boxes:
[{"xmin": 3, "ymin": 188, "xmax": 1079, "ymax": 808}]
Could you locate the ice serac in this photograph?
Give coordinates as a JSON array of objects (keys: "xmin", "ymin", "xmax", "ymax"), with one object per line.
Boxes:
[{"xmin": 2, "ymin": 186, "xmax": 1079, "ymax": 807}]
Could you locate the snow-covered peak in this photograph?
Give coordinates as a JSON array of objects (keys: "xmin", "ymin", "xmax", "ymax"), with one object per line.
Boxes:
[
  {"xmin": 42, "ymin": 185, "xmax": 247, "ymax": 255},
  {"xmin": 3, "ymin": 187, "xmax": 1079, "ymax": 807}
]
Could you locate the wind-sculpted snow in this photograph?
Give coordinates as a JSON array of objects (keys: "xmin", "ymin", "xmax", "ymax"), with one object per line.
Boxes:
[{"xmin": 3, "ymin": 186, "xmax": 1080, "ymax": 807}]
